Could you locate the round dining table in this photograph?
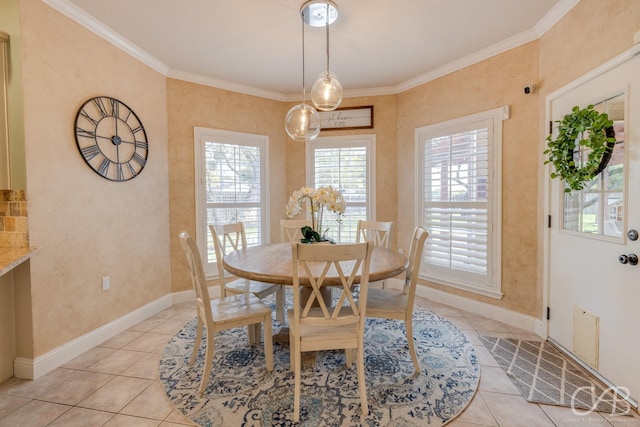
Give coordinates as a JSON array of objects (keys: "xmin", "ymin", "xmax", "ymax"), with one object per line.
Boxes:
[
  {"xmin": 223, "ymin": 242, "xmax": 407, "ymax": 286},
  {"xmin": 224, "ymin": 242, "xmax": 407, "ymax": 343}
]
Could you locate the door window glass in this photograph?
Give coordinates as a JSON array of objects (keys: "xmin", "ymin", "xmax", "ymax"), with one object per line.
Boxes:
[{"xmin": 562, "ymin": 94, "xmax": 625, "ymax": 238}]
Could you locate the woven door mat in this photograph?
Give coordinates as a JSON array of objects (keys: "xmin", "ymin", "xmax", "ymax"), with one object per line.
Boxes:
[{"xmin": 480, "ymin": 336, "xmax": 632, "ymax": 415}]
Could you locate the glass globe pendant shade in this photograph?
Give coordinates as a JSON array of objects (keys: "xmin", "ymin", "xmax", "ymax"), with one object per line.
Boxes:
[
  {"xmin": 311, "ymin": 71, "xmax": 343, "ymax": 111},
  {"xmin": 285, "ymin": 103, "xmax": 321, "ymax": 142}
]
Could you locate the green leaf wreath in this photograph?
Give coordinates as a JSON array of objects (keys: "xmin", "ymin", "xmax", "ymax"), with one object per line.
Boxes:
[{"xmin": 544, "ymin": 105, "xmax": 616, "ymax": 193}]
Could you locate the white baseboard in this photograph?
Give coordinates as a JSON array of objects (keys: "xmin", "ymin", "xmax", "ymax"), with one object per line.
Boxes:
[
  {"xmin": 14, "ymin": 294, "xmax": 173, "ymax": 380},
  {"xmin": 16, "ymin": 283, "xmax": 542, "ymax": 380},
  {"xmin": 171, "ymin": 285, "xmax": 220, "ymax": 305},
  {"xmin": 171, "ymin": 289, "xmax": 195, "ymax": 305},
  {"xmin": 416, "ymin": 284, "xmax": 545, "ymax": 337}
]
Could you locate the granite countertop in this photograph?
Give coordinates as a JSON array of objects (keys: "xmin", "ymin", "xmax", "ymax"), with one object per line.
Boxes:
[{"xmin": 0, "ymin": 247, "xmax": 38, "ymax": 277}]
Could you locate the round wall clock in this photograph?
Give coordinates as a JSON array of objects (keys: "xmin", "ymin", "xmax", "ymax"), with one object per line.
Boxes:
[{"xmin": 74, "ymin": 96, "xmax": 148, "ymax": 181}]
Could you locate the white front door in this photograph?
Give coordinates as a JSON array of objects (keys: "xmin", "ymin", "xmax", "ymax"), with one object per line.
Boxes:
[{"xmin": 546, "ymin": 52, "xmax": 640, "ymax": 406}]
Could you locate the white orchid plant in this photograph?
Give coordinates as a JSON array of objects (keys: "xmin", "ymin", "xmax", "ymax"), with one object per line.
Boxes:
[{"xmin": 286, "ymin": 186, "xmax": 346, "ymax": 243}]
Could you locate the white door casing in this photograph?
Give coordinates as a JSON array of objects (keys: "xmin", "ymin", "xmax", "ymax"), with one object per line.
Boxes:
[{"xmin": 544, "ymin": 47, "xmax": 640, "ymax": 407}]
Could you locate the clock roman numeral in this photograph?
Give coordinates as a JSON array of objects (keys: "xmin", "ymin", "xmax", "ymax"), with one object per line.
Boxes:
[
  {"xmin": 80, "ymin": 144, "xmax": 101, "ymax": 161},
  {"xmin": 93, "ymin": 97, "xmax": 109, "ymax": 118},
  {"xmin": 126, "ymin": 162, "xmax": 138, "ymax": 177},
  {"xmin": 116, "ymin": 163, "xmax": 124, "ymax": 181},
  {"xmin": 131, "ymin": 125, "xmax": 144, "ymax": 134},
  {"xmin": 79, "ymin": 109, "xmax": 98, "ymax": 126},
  {"xmin": 132, "ymin": 152, "xmax": 146, "ymax": 167},
  {"xmin": 109, "ymin": 98, "xmax": 119, "ymax": 118},
  {"xmin": 135, "ymin": 140, "xmax": 148, "ymax": 150},
  {"xmin": 76, "ymin": 127, "xmax": 96, "ymax": 139},
  {"xmin": 98, "ymin": 158, "xmax": 111, "ymax": 177}
]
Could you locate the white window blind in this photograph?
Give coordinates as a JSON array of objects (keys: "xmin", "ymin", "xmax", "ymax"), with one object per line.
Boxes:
[
  {"xmin": 194, "ymin": 128, "xmax": 269, "ymax": 277},
  {"xmin": 307, "ymin": 135, "xmax": 375, "ymax": 243},
  {"xmin": 416, "ymin": 108, "xmax": 504, "ymax": 298}
]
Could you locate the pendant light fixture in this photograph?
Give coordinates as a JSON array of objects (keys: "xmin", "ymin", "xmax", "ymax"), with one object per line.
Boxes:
[
  {"xmin": 308, "ymin": 1, "xmax": 343, "ymax": 111},
  {"xmin": 285, "ymin": 5, "xmax": 321, "ymax": 142}
]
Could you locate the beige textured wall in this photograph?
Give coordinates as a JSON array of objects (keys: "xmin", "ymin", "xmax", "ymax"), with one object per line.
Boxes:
[
  {"xmin": 284, "ymin": 96, "xmax": 399, "ymax": 247},
  {"xmin": 167, "ymin": 79, "xmax": 287, "ymax": 293},
  {"xmin": 19, "ymin": 0, "xmax": 170, "ymax": 356},
  {"xmin": 168, "ymin": 90, "xmax": 400, "ymax": 292},
  {"xmin": 540, "ymin": 0, "xmax": 640, "ymax": 95},
  {"xmin": 397, "ymin": 42, "xmax": 540, "ymax": 316}
]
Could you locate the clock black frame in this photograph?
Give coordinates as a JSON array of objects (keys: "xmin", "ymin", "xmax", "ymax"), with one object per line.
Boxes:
[{"xmin": 74, "ymin": 96, "xmax": 148, "ymax": 182}]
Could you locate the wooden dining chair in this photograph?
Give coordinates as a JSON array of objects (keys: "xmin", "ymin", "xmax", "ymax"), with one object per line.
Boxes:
[
  {"xmin": 289, "ymin": 241, "xmax": 374, "ymax": 422},
  {"xmin": 366, "ymin": 226, "xmax": 428, "ymax": 373},
  {"xmin": 280, "ymin": 218, "xmax": 312, "ymax": 243},
  {"xmin": 279, "ymin": 219, "xmax": 313, "ymax": 323},
  {"xmin": 356, "ymin": 220, "xmax": 394, "ymax": 288},
  {"xmin": 355, "ymin": 220, "xmax": 393, "ymax": 248},
  {"xmin": 178, "ymin": 231, "xmax": 274, "ymax": 394},
  {"xmin": 210, "ymin": 223, "xmax": 285, "ymax": 324}
]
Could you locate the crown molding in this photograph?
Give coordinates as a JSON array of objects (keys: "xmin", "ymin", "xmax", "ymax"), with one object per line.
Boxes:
[
  {"xmin": 42, "ymin": 0, "xmax": 580, "ymax": 100},
  {"xmin": 396, "ymin": 28, "xmax": 539, "ymax": 93},
  {"xmin": 534, "ymin": 0, "xmax": 581, "ymax": 37},
  {"xmin": 394, "ymin": 0, "xmax": 579, "ymax": 93},
  {"xmin": 167, "ymin": 69, "xmax": 287, "ymax": 102},
  {"xmin": 42, "ymin": 0, "xmax": 169, "ymax": 76}
]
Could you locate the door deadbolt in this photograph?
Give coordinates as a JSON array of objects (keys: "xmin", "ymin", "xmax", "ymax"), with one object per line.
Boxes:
[
  {"xmin": 628, "ymin": 229, "xmax": 639, "ymax": 241},
  {"xmin": 619, "ymin": 253, "xmax": 639, "ymax": 265}
]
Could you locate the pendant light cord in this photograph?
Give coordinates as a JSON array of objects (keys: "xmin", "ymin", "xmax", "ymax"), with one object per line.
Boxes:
[
  {"xmin": 301, "ymin": 11, "xmax": 307, "ymax": 102},
  {"xmin": 325, "ymin": 1, "xmax": 330, "ymax": 75}
]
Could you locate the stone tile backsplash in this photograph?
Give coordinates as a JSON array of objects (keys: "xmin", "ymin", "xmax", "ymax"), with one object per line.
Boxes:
[{"xmin": 0, "ymin": 190, "xmax": 29, "ymax": 247}]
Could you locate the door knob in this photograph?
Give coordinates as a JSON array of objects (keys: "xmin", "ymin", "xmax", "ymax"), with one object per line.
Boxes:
[{"xmin": 619, "ymin": 254, "xmax": 638, "ymax": 265}]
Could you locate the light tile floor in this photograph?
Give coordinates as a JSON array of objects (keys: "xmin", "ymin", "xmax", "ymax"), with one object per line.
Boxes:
[{"xmin": 0, "ymin": 296, "xmax": 638, "ymax": 426}]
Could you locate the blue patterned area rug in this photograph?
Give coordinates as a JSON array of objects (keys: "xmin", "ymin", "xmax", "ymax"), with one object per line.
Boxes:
[{"xmin": 158, "ymin": 306, "xmax": 479, "ymax": 426}]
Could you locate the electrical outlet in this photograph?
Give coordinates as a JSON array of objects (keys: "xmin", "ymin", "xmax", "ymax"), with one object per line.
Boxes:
[{"xmin": 102, "ymin": 276, "xmax": 110, "ymax": 291}]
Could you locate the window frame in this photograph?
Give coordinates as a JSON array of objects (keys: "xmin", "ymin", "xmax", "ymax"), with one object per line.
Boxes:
[
  {"xmin": 194, "ymin": 127, "xmax": 270, "ymax": 278},
  {"xmin": 305, "ymin": 134, "xmax": 376, "ymax": 243},
  {"xmin": 0, "ymin": 33, "xmax": 10, "ymax": 188},
  {"xmin": 415, "ymin": 107, "xmax": 506, "ymax": 299}
]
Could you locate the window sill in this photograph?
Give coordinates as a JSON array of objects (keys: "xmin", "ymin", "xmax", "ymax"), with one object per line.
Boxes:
[{"xmin": 420, "ymin": 273, "xmax": 504, "ymax": 300}]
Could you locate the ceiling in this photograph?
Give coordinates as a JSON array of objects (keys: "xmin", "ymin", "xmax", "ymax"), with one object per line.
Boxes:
[{"xmin": 48, "ymin": 0, "xmax": 576, "ymax": 101}]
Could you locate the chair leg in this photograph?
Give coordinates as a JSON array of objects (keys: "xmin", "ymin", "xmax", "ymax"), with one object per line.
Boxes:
[
  {"xmin": 406, "ymin": 316, "xmax": 421, "ymax": 374},
  {"xmin": 356, "ymin": 345, "xmax": 369, "ymax": 416},
  {"xmin": 190, "ymin": 317, "xmax": 203, "ymax": 365},
  {"xmin": 247, "ymin": 325, "xmax": 255, "ymax": 346},
  {"xmin": 253, "ymin": 323, "xmax": 262, "ymax": 344},
  {"xmin": 293, "ymin": 336, "xmax": 302, "ymax": 423},
  {"xmin": 199, "ymin": 330, "xmax": 215, "ymax": 395},
  {"xmin": 289, "ymin": 327, "xmax": 295, "ymax": 370},
  {"xmin": 345, "ymin": 348, "xmax": 355, "ymax": 367},
  {"xmin": 263, "ymin": 315, "xmax": 274, "ymax": 371},
  {"xmin": 275, "ymin": 286, "xmax": 285, "ymax": 323}
]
